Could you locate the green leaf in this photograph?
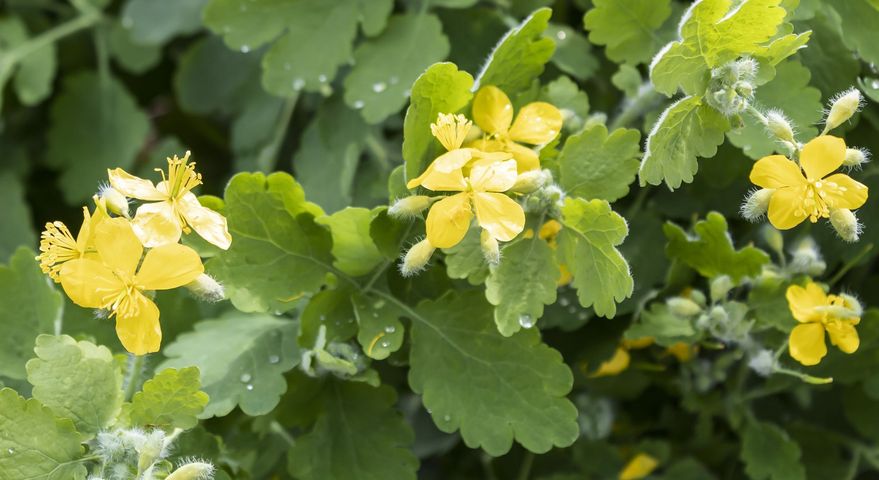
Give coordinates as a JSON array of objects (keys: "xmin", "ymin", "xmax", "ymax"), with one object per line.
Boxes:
[
  {"xmin": 832, "ymin": 0, "xmax": 879, "ymax": 65},
  {"xmin": 45, "ymin": 72, "xmax": 149, "ymax": 203},
  {"xmin": 402, "ymin": 62, "xmax": 474, "ymax": 182},
  {"xmin": 0, "ymin": 248, "xmax": 63, "ymax": 380},
  {"xmin": 26, "ymin": 335, "xmax": 122, "ymax": 438},
  {"xmin": 797, "ymin": 12, "xmax": 859, "ymax": 96},
  {"xmin": 343, "ymin": 13, "xmax": 450, "ymax": 124},
  {"xmin": 639, "ymin": 95, "xmax": 730, "ymax": 190},
  {"xmin": 664, "ymin": 212, "xmax": 770, "ymax": 282},
  {"xmin": 650, "ymin": 0, "xmax": 788, "ymax": 96},
  {"xmin": 0, "ymin": 17, "xmax": 57, "ymax": 106},
  {"xmin": 121, "ymin": 0, "xmax": 207, "ymax": 46},
  {"xmin": 443, "ymin": 227, "xmax": 490, "ymax": 285},
  {"xmin": 545, "ymin": 24, "xmax": 598, "ymax": 80},
  {"xmin": 369, "ymin": 209, "xmax": 410, "ymax": 260},
  {"xmin": 485, "ymin": 237, "xmax": 559, "ymax": 336},
  {"xmin": 474, "ymin": 7, "xmax": 555, "ymax": 95},
  {"xmin": 299, "ymin": 285, "xmax": 357, "ymax": 347},
  {"xmin": 209, "ymin": 172, "xmax": 332, "ymax": 313},
  {"xmin": 408, "ymin": 291, "xmax": 578, "ymax": 455},
  {"xmin": 288, "ymin": 381, "xmax": 418, "ymax": 480},
  {"xmin": 741, "ymin": 421, "xmax": 806, "ymax": 480},
  {"xmin": 353, "ymin": 293, "xmax": 405, "ymax": 360},
  {"xmin": 129, "ymin": 367, "xmax": 209, "ymax": 431},
  {"xmin": 0, "ymin": 171, "xmax": 35, "ymax": 260},
  {"xmin": 559, "ymin": 124, "xmax": 641, "ymax": 202},
  {"xmin": 540, "ymin": 76, "xmax": 590, "ymax": 133},
  {"xmin": 625, "ymin": 304, "xmax": 696, "ymax": 346},
  {"xmin": 583, "ymin": 0, "xmax": 672, "ymax": 65},
  {"xmin": 174, "ymin": 35, "xmax": 262, "ymax": 115},
  {"xmin": 0, "ymin": 388, "xmax": 86, "ymax": 480},
  {"xmin": 293, "ymin": 98, "xmax": 369, "ymax": 213},
  {"xmin": 315, "ymin": 208, "xmax": 384, "ymax": 276},
  {"xmin": 158, "ymin": 313, "xmax": 300, "ymax": 417},
  {"xmin": 748, "ymin": 276, "xmax": 797, "ymax": 332},
  {"xmin": 612, "ymin": 64, "xmax": 643, "ymax": 98},
  {"xmin": 107, "ymin": 20, "xmax": 161, "ymax": 73},
  {"xmin": 558, "ymin": 198, "xmax": 634, "ymax": 318},
  {"xmin": 727, "ymin": 61, "xmax": 822, "ymax": 159}
]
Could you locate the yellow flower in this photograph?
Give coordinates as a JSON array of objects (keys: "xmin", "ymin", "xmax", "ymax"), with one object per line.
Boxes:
[
  {"xmin": 590, "ymin": 337, "xmax": 654, "ymax": 377},
  {"xmin": 59, "ymin": 218, "xmax": 204, "ymax": 355},
  {"xmin": 786, "ymin": 281, "xmax": 861, "ymax": 366},
  {"xmin": 37, "ymin": 197, "xmax": 109, "ymax": 282},
  {"xmin": 619, "ymin": 453, "xmax": 659, "ymax": 480},
  {"xmin": 468, "ymin": 85, "xmax": 563, "ymax": 172},
  {"xmin": 407, "ymin": 113, "xmax": 510, "ymax": 189},
  {"xmin": 749, "ymin": 136, "xmax": 868, "ymax": 230},
  {"xmin": 108, "ymin": 151, "xmax": 232, "ymax": 250},
  {"xmin": 422, "ymin": 159, "xmax": 525, "ymax": 249}
]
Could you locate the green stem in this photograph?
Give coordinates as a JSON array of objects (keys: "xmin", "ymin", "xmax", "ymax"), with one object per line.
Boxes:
[
  {"xmin": 124, "ymin": 354, "xmax": 145, "ymax": 402},
  {"xmin": 515, "ymin": 452, "xmax": 535, "ymax": 480},
  {"xmin": 625, "ymin": 185, "xmax": 651, "ymax": 219},
  {"xmin": 362, "ymin": 221, "xmax": 415, "ymax": 291},
  {"xmin": 256, "ymin": 95, "xmax": 298, "ymax": 172},
  {"xmin": 829, "ymin": 243, "xmax": 874, "ymax": 287},
  {"xmin": 480, "ymin": 453, "xmax": 499, "ymax": 480},
  {"xmin": 365, "ymin": 133, "xmax": 391, "ymax": 172},
  {"xmin": 608, "ymin": 83, "xmax": 662, "ymax": 131},
  {"xmin": 92, "ymin": 24, "xmax": 110, "ymax": 88},
  {"xmin": 270, "ymin": 420, "xmax": 296, "ymax": 447},
  {"xmin": 3, "ymin": 11, "xmax": 101, "ymax": 66}
]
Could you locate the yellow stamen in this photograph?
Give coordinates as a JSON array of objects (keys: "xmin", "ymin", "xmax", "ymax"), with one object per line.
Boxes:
[
  {"xmin": 155, "ymin": 151, "xmax": 202, "ymax": 199},
  {"xmin": 430, "ymin": 113, "xmax": 471, "ymax": 151},
  {"xmin": 37, "ymin": 221, "xmax": 80, "ymax": 281}
]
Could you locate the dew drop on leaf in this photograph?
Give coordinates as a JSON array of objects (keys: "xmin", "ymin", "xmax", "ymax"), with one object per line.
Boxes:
[
  {"xmin": 268, "ymin": 355, "xmax": 280, "ymax": 364},
  {"xmin": 318, "ymin": 74, "xmax": 327, "ymax": 83},
  {"xmin": 443, "ymin": 414, "xmax": 451, "ymax": 422},
  {"xmin": 871, "ymin": 79, "xmax": 879, "ymax": 89},
  {"xmin": 292, "ymin": 78, "xmax": 305, "ymax": 91},
  {"xmin": 372, "ymin": 82, "xmax": 387, "ymax": 93},
  {"xmin": 384, "ymin": 325, "xmax": 396, "ymax": 334},
  {"xmin": 240, "ymin": 45, "xmax": 251, "ymax": 53},
  {"xmin": 240, "ymin": 373, "xmax": 252, "ymax": 383},
  {"xmin": 246, "ymin": 384, "xmax": 254, "ymax": 391},
  {"xmin": 373, "ymin": 299, "xmax": 385, "ymax": 309},
  {"xmin": 380, "ymin": 341, "xmax": 390, "ymax": 348},
  {"xmin": 518, "ymin": 314, "xmax": 534, "ymax": 329},
  {"xmin": 353, "ymin": 100, "xmax": 365, "ymax": 109},
  {"xmin": 7, "ymin": 448, "xmax": 13, "ymax": 455}
]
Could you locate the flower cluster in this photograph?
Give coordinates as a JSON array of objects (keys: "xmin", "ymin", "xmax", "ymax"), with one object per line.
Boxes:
[
  {"xmin": 786, "ymin": 281, "xmax": 862, "ymax": 366},
  {"xmin": 395, "ymin": 85, "xmax": 562, "ymax": 275},
  {"xmin": 37, "ymin": 152, "xmax": 231, "ymax": 355}
]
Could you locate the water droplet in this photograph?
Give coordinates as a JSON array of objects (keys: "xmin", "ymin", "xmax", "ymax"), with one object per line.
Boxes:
[
  {"xmin": 246, "ymin": 384, "xmax": 254, "ymax": 391},
  {"xmin": 518, "ymin": 314, "xmax": 534, "ymax": 329},
  {"xmin": 443, "ymin": 414, "xmax": 451, "ymax": 422},
  {"xmin": 353, "ymin": 100, "xmax": 365, "ymax": 109},
  {"xmin": 7, "ymin": 448, "xmax": 13, "ymax": 455},
  {"xmin": 389, "ymin": 76, "xmax": 399, "ymax": 85},
  {"xmin": 292, "ymin": 78, "xmax": 305, "ymax": 91},
  {"xmin": 559, "ymin": 297, "xmax": 570, "ymax": 307},
  {"xmin": 318, "ymin": 74, "xmax": 327, "ymax": 83},
  {"xmin": 268, "ymin": 355, "xmax": 280, "ymax": 364},
  {"xmin": 871, "ymin": 79, "xmax": 879, "ymax": 90},
  {"xmin": 240, "ymin": 373, "xmax": 252, "ymax": 383},
  {"xmin": 319, "ymin": 314, "xmax": 326, "ymax": 321},
  {"xmin": 384, "ymin": 325, "xmax": 396, "ymax": 334},
  {"xmin": 240, "ymin": 45, "xmax": 251, "ymax": 53},
  {"xmin": 556, "ymin": 30, "xmax": 567, "ymax": 41},
  {"xmin": 427, "ymin": 408, "xmax": 433, "ymax": 414},
  {"xmin": 373, "ymin": 299, "xmax": 386, "ymax": 309},
  {"xmin": 380, "ymin": 341, "xmax": 390, "ymax": 348},
  {"xmin": 372, "ymin": 82, "xmax": 387, "ymax": 93},
  {"xmin": 403, "ymin": 89, "xmax": 411, "ymax": 97}
]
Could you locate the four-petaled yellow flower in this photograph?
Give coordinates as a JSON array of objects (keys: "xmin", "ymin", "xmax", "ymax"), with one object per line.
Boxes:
[
  {"xmin": 468, "ymin": 85, "xmax": 563, "ymax": 172},
  {"xmin": 60, "ymin": 218, "xmax": 204, "ymax": 355},
  {"xmin": 108, "ymin": 151, "xmax": 232, "ymax": 249},
  {"xmin": 422, "ymin": 159, "xmax": 525, "ymax": 249},
  {"xmin": 750, "ymin": 136, "xmax": 868, "ymax": 229},
  {"xmin": 407, "ymin": 113, "xmax": 510, "ymax": 189},
  {"xmin": 786, "ymin": 281, "xmax": 861, "ymax": 366},
  {"xmin": 37, "ymin": 197, "xmax": 108, "ymax": 282}
]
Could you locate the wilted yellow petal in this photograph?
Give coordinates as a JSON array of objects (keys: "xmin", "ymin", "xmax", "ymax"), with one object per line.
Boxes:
[
  {"xmin": 107, "ymin": 168, "xmax": 165, "ymax": 201},
  {"xmin": 426, "ymin": 193, "xmax": 473, "ymax": 248},
  {"xmin": 767, "ymin": 186, "xmax": 809, "ymax": 230},
  {"xmin": 789, "ymin": 322, "xmax": 828, "ymax": 366},
  {"xmin": 591, "ymin": 347, "xmax": 630, "ymax": 378},
  {"xmin": 473, "ymin": 192, "xmax": 525, "ymax": 242},
  {"xmin": 800, "ymin": 135, "xmax": 846, "ymax": 180},
  {"xmin": 59, "ymin": 258, "xmax": 123, "ymax": 309},
  {"xmin": 469, "ymin": 159, "xmax": 518, "ymax": 193},
  {"xmin": 825, "ymin": 320, "xmax": 860, "ymax": 354},
  {"xmin": 821, "ymin": 174, "xmax": 868, "ymax": 210},
  {"xmin": 472, "ymin": 85, "xmax": 513, "ymax": 135},
  {"xmin": 94, "ymin": 218, "xmax": 143, "ymax": 278},
  {"xmin": 132, "ymin": 201, "xmax": 183, "ymax": 248},
  {"xmin": 178, "ymin": 193, "xmax": 232, "ymax": 250},
  {"xmin": 115, "ymin": 295, "xmax": 162, "ymax": 355},
  {"xmin": 508, "ymin": 102, "xmax": 563, "ymax": 145},
  {"xmin": 136, "ymin": 243, "xmax": 204, "ymax": 291},
  {"xmin": 619, "ymin": 453, "xmax": 659, "ymax": 480},
  {"xmin": 750, "ymin": 155, "xmax": 806, "ymax": 189},
  {"xmin": 786, "ymin": 282, "xmax": 828, "ymax": 323}
]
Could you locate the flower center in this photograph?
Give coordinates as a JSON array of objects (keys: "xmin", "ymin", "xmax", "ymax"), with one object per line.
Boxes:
[
  {"xmin": 156, "ymin": 151, "xmax": 202, "ymax": 199},
  {"xmin": 37, "ymin": 221, "xmax": 81, "ymax": 279},
  {"xmin": 431, "ymin": 113, "xmax": 471, "ymax": 151},
  {"xmin": 797, "ymin": 177, "xmax": 848, "ymax": 222}
]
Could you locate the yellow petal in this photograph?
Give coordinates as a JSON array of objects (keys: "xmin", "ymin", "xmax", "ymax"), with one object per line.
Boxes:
[
  {"xmin": 619, "ymin": 453, "xmax": 659, "ymax": 480},
  {"xmin": 59, "ymin": 258, "xmax": 124, "ymax": 309},
  {"xmin": 789, "ymin": 322, "xmax": 828, "ymax": 366},
  {"xmin": 786, "ymin": 282, "xmax": 828, "ymax": 323},
  {"xmin": 469, "ymin": 159, "xmax": 518, "ymax": 192},
  {"xmin": 95, "ymin": 218, "xmax": 143, "ymax": 278},
  {"xmin": 473, "ymin": 192, "xmax": 525, "ymax": 242},
  {"xmin": 821, "ymin": 174, "xmax": 869, "ymax": 210},
  {"xmin": 115, "ymin": 294, "xmax": 162, "ymax": 355},
  {"xmin": 132, "ymin": 201, "xmax": 183, "ymax": 248},
  {"xmin": 558, "ymin": 264, "xmax": 572, "ymax": 286},
  {"xmin": 666, "ymin": 342, "xmax": 696, "ymax": 362},
  {"xmin": 750, "ymin": 155, "xmax": 805, "ymax": 189},
  {"xmin": 432, "ymin": 149, "xmax": 473, "ymax": 173},
  {"xmin": 623, "ymin": 337, "xmax": 655, "ymax": 349},
  {"xmin": 466, "ymin": 138, "xmax": 506, "ymax": 153},
  {"xmin": 508, "ymin": 102, "xmax": 563, "ymax": 145},
  {"xmin": 472, "ymin": 85, "xmax": 513, "ymax": 135},
  {"xmin": 107, "ymin": 168, "xmax": 165, "ymax": 201},
  {"xmin": 178, "ymin": 193, "xmax": 232, "ymax": 250},
  {"xmin": 506, "ymin": 142, "xmax": 541, "ymax": 172},
  {"xmin": 590, "ymin": 347, "xmax": 630, "ymax": 378},
  {"xmin": 74, "ymin": 206, "xmax": 93, "ymax": 253},
  {"xmin": 825, "ymin": 320, "xmax": 859, "ymax": 354},
  {"xmin": 471, "ymin": 150, "xmax": 513, "ymax": 163},
  {"xmin": 426, "ymin": 193, "xmax": 473, "ymax": 248},
  {"xmin": 800, "ymin": 135, "xmax": 846, "ymax": 180},
  {"xmin": 767, "ymin": 186, "xmax": 808, "ymax": 230},
  {"xmin": 136, "ymin": 243, "xmax": 204, "ymax": 291},
  {"xmin": 538, "ymin": 219, "xmax": 563, "ymax": 241}
]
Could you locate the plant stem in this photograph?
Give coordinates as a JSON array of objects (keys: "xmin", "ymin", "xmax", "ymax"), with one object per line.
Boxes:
[
  {"xmin": 124, "ymin": 354, "xmax": 145, "ymax": 402},
  {"xmin": 255, "ymin": 95, "xmax": 298, "ymax": 172},
  {"xmin": 3, "ymin": 11, "xmax": 101, "ymax": 66},
  {"xmin": 608, "ymin": 83, "xmax": 662, "ymax": 131},
  {"xmin": 270, "ymin": 420, "xmax": 296, "ymax": 447},
  {"xmin": 516, "ymin": 452, "xmax": 535, "ymax": 480},
  {"xmin": 829, "ymin": 243, "xmax": 874, "ymax": 287}
]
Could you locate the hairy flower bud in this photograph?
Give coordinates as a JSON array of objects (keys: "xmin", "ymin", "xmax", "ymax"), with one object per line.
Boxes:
[
  {"xmin": 748, "ymin": 349, "xmax": 775, "ymax": 377},
  {"xmin": 98, "ymin": 184, "xmax": 130, "ymax": 218},
  {"xmin": 823, "ymin": 88, "xmax": 863, "ymax": 134},
  {"xmin": 710, "ymin": 275, "xmax": 734, "ymax": 303},
  {"xmin": 400, "ymin": 238, "xmax": 435, "ymax": 277},
  {"xmin": 510, "ymin": 169, "xmax": 551, "ymax": 194},
  {"xmin": 740, "ymin": 188, "xmax": 774, "ymax": 221},
  {"xmin": 765, "ymin": 110, "xmax": 795, "ymax": 144},
  {"xmin": 789, "ymin": 237, "xmax": 826, "ymax": 276},
  {"xmin": 829, "ymin": 208, "xmax": 861, "ymax": 242},
  {"xmin": 388, "ymin": 195, "xmax": 432, "ymax": 218},
  {"xmin": 185, "ymin": 274, "xmax": 225, "ymax": 302},
  {"xmin": 166, "ymin": 462, "xmax": 215, "ymax": 480},
  {"xmin": 667, "ymin": 297, "xmax": 703, "ymax": 317},
  {"xmin": 480, "ymin": 230, "xmax": 500, "ymax": 265},
  {"xmin": 843, "ymin": 147, "xmax": 870, "ymax": 169}
]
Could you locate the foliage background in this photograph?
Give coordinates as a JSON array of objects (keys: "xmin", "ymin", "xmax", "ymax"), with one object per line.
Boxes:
[{"xmin": 2, "ymin": 0, "xmax": 879, "ymax": 479}]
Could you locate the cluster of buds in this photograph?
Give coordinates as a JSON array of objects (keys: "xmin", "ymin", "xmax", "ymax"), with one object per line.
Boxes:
[
  {"xmin": 94, "ymin": 428, "xmax": 216, "ymax": 480},
  {"xmin": 706, "ymin": 57, "xmax": 758, "ymax": 116}
]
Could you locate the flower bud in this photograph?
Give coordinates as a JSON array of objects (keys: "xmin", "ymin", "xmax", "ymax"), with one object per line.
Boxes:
[
  {"xmin": 838, "ymin": 293, "xmax": 864, "ymax": 318},
  {"xmin": 761, "ymin": 224, "xmax": 784, "ymax": 254},
  {"xmin": 98, "ymin": 184, "xmax": 130, "ymax": 218},
  {"xmin": 166, "ymin": 462, "xmax": 215, "ymax": 480},
  {"xmin": 710, "ymin": 275, "xmax": 734, "ymax": 303},
  {"xmin": 185, "ymin": 274, "xmax": 225, "ymax": 302},
  {"xmin": 829, "ymin": 208, "xmax": 861, "ymax": 242},
  {"xmin": 765, "ymin": 110, "xmax": 795, "ymax": 144},
  {"xmin": 480, "ymin": 230, "xmax": 500, "ymax": 265},
  {"xmin": 688, "ymin": 289, "xmax": 707, "ymax": 307},
  {"xmin": 843, "ymin": 147, "xmax": 870, "ymax": 169},
  {"xmin": 400, "ymin": 239, "xmax": 435, "ymax": 277},
  {"xmin": 666, "ymin": 297, "xmax": 702, "ymax": 317},
  {"xmin": 740, "ymin": 188, "xmax": 774, "ymax": 221},
  {"xmin": 747, "ymin": 349, "xmax": 775, "ymax": 377},
  {"xmin": 388, "ymin": 195, "xmax": 431, "ymax": 218},
  {"xmin": 823, "ymin": 88, "xmax": 863, "ymax": 134},
  {"xmin": 510, "ymin": 169, "xmax": 551, "ymax": 194},
  {"xmin": 789, "ymin": 237, "xmax": 826, "ymax": 276},
  {"xmin": 734, "ymin": 57, "xmax": 759, "ymax": 82}
]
